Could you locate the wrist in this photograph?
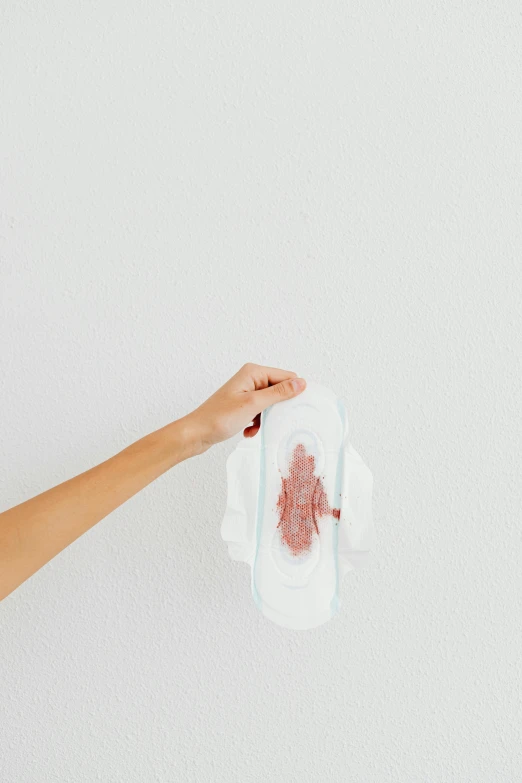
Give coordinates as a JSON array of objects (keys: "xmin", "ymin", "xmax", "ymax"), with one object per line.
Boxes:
[{"xmin": 169, "ymin": 412, "xmax": 213, "ymax": 459}]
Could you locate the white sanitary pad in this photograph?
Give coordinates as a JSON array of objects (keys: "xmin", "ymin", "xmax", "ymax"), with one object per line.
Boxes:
[{"xmin": 221, "ymin": 382, "xmax": 374, "ymax": 630}]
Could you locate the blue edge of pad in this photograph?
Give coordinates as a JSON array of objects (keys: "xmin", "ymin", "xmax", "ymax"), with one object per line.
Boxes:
[{"xmin": 251, "ymin": 399, "xmax": 346, "ymax": 622}]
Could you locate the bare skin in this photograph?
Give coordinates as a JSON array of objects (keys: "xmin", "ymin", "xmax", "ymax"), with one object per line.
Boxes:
[{"xmin": 0, "ymin": 364, "xmax": 306, "ymax": 602}]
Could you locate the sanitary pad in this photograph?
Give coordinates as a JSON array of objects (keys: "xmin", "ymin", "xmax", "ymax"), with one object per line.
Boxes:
[{"xmin": 221, "ymin": 382, "xmax": 373, "ymax": 630}]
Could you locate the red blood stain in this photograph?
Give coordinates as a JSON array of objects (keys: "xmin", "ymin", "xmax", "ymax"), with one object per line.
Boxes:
[{"xmin": 276, "ymin": 443, "xmax": 341, "ymax": 556}]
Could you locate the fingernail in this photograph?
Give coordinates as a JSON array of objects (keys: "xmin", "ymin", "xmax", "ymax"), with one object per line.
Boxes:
[{"xmin": 291, "ymin": 378, "xmax": 306, "ymax": 392}]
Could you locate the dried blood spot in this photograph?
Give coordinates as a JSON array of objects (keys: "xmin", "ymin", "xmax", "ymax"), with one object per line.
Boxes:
[{"xmin": 276, "ymin": 443, "xmax": 341, "ymax": 557}]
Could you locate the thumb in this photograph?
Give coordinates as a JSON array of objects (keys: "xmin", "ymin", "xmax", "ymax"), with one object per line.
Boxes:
[{"xmin": 253, "ymin": 377, "xmax": 306, "ymax": 412}]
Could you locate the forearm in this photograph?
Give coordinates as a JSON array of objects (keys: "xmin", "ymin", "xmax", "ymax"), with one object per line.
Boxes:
[{"xmin": 0, "ymin": 415, "xmax": 202, "ymax": 601}]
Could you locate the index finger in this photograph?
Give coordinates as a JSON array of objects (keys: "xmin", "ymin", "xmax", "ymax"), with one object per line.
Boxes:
[{"xmin": 237, "ymin": 363, "xmax": 298, "ymax": 391}]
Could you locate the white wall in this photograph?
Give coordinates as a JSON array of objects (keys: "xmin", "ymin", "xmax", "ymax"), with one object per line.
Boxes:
[{"xmin": 1, "ymin": 3, "xmax": 521, "ymax": 781}]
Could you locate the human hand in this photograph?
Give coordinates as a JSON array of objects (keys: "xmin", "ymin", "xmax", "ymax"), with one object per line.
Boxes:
[{"xmin": 184, "ymin": 363, "xmax": 306, "ymax": 454}]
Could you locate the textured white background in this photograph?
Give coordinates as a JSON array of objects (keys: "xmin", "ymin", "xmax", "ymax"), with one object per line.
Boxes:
[{"xmin": 1, "ymin": 2, "xmax": 521, "ymax": 781}]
